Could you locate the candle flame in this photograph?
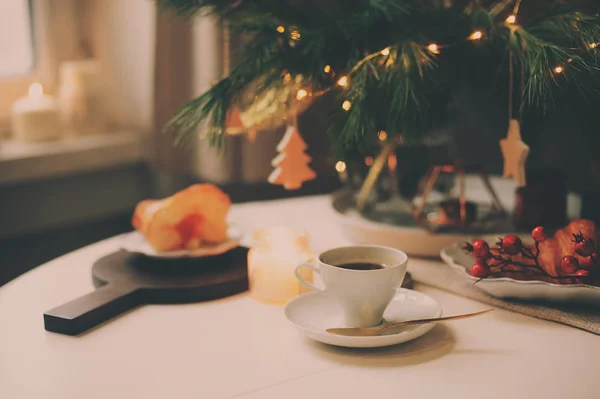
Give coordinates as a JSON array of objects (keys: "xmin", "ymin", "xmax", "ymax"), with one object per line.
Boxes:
[{"xmin": 29, "ymin": 83, "xmax": 43, "ymax": 101}]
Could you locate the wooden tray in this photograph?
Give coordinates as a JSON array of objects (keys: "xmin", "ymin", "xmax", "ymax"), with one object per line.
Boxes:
[{"xmin": 44, "ymin": 247, "xmax": 249, "ymax": 336}]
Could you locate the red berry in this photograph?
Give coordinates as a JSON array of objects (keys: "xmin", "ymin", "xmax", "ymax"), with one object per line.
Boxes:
[
  {"xmin": 531, "ymin": 226, "xmax": 546, "ymax": 242},
  {"xmin": 471, "ymin": 240, "xmax": 490, "ymax": 260},
  {"xmin": 574, "ymin": 269, "xmax": 590, "ymax": 277},
  {"xmin": 470, "ymin": 262, "xmax": 490, "ymax": 278},
  {"xmin": 572, "ymin": 231, "xmax": 595, "ymax": 257},
  {"xmin": 560, "ymin": 256, "xmax": 579, "ymax": 274},
  {"xmin": 580, "ymin": 253, "xmax": 598, "ymax": 270},
  {"xmin": 500, "ymin": 235, "xmax": 522, "ymax": 255}
]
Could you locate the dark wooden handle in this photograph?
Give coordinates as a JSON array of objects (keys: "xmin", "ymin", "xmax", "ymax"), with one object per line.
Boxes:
[{"xmin": 44, "ymin": 284, "xmax": 139, "ymax": 336}]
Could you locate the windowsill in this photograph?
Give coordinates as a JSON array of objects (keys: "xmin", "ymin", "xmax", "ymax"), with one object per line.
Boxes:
[{"xmin": 0, "ymin": 130, "xmax": 150, "ymax": 185}]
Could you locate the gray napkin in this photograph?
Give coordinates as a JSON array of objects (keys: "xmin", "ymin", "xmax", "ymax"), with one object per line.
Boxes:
[{"xmin": 409, "ymin": 259, "xmax": 600, "ymax": 335}]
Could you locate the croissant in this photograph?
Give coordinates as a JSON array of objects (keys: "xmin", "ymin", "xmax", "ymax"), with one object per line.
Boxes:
[{"xmin": 132, "ymin": 184, "xmax": 231, "ymax": 252}]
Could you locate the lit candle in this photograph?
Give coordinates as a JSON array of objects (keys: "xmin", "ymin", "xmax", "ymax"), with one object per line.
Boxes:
[
  {"xmin": 247, "ymin": 226, "xmax": 314, "ymax": 305},
  {"xmin": 11, "ymin": 83, "xmax": 61, "ymax": 142}
]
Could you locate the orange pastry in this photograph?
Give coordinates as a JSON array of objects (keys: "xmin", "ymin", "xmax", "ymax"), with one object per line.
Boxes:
[{"xmin": 132, "ymin": 184, "xmax": 231, "ymax": 252}]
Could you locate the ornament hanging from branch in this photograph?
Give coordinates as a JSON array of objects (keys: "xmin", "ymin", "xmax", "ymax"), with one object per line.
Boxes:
[
  {"xmin": 500, "ymin": 30, "xmax": 529, "ymax": 189},
  {"xmin": 500, "ymin": 119, "xmax": 529, "ymax": 188},
  {"xmin": 268, "ymin": 121, "xmax": 316, "ymax": 190},
  {"xmin": 237, "ymin": 75, "xmax": 313, "ymax": 135}
]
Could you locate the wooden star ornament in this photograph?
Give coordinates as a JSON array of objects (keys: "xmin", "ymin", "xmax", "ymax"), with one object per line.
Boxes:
[{"xmin": 499, "ymin": 119, "xmax": 529, "ymax": 187}]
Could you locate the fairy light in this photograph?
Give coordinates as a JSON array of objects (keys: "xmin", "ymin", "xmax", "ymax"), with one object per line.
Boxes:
[
  {"xmin": 378, "ymin": 130, "xmax": 388, "ymax": 141},
  {"xmin": 427, "ymin": 43, "xmax": 440, "ymax": 54},
  {"xmin": 365, "ymin": 156, "xmax": 374, "ymax": 166},
  {"xmin": 469, "ymin": 31, "xmax": 483, "ymax": 40},
  {"xmin": 296, "ymin": 89, "xmax": 308, "ymax": 100},
  {"xmin": 554, "ymin": 66, "xmax": 564, "ymax": 74},
  {"xmin": 324, "ymin": 64, "xmax": 331, "ymax": 73},
  {"xmin": 335, "ymin": 161, "xmax": 347, "ymax": 173},
  {"xmin": 568, "ymin": 58, "xmax": 573, "ymax": 63},
  {"xmin": 337, "ymin": 76, "xmax": 349, "ymax": 87},
  {"xmin": 590, "ymin": 42, "xmax": 598, "ymax": 49},
  {"xmin": 380, "ymin": 47, "xmax": 390, "ymax": 56},
  {"xmin": 290, "ymin": 27, "xmax": 300, "ymax": 41},
  {"xmin": 342, "ymin": 100, "xmax": 352, "ymax": 111},
  {"xmin": 276, "ymin": 26, "xmax": 285, "ymax": 33},
  {"xmin": 506, "ymin": 15, "xmax": 516, "ymax": 24}
]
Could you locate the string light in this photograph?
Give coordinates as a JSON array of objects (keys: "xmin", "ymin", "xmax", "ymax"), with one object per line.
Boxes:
[
  {"xmin": 337, "ymin": 76, "xmax": 349, "ymax": 87},
  {"xmin": 554, "ymin": 66, "xmax": 564, "ymax": 74},
  {"xmin": 506, "ymin": 15, "xmax": 517, "ymax": 24},
  {"xmin": 296, "ymin": 89, "xmax": 308, "ymax": 100},
  {"xmin": 427, "ymin": 43, "xmax": 440, "ymax": 54},
  {"xmin": 342, "ymin": 100, "xmax": 352, "ymax": 111},
  {"xmin": 568, "ymin": 58, "xmax": 573, "ymax": 63},
  {"xmin": 365, "ymin": 156, "xmax": 374, "ymax": 166},
  {"xmin": 276, "ymin": 26, "xmax": 285, "ymax": 33},
  {"xmin": 335, "ymin": 161, "xmax": 347, "ymax": 173},
  {"xmin": 380, "ymin": 47, "xmax": 390, "ymax": 56},
  {"xmin": 590, "ymin": 42, "xmax": 598, "ymax": 49},
  {"xmin": 324, "ymin": 64, "xmax": 331, "ymax": 73},
  {"xmin": 469, "ymin": 31, "xmax": 483, "ymax": 40},
  {"xmin": 290, "ymin": 27, "xmax": 300, "ymax": 41},
  {"xmin": 378, "ymin": 130, "xmax": 388, "ymax": 141}
]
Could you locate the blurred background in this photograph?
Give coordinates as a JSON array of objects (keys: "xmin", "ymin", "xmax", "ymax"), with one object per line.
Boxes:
[{"xmin": 0, "ymin": 0, "xmax": 598, "ymax": 286}]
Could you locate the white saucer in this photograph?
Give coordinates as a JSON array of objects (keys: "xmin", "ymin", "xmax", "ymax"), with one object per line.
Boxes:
[
  {"xmin": 119, "ymin": 226, "xmax": 242, "ymax": 259},
  {"xmin": 284, "ymin": 289, "xmax": 442, "ymax": 348}
]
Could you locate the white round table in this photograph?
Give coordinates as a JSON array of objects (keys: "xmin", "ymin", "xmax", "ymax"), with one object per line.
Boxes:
[{"xmin": 1, "ymin": 195, "xmax": 599, "ymax": 399}]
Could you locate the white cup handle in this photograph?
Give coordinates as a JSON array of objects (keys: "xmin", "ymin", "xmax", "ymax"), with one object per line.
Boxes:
[{"xmin": 295, "ymin": 263, "xmax": 324, "ymax": 293}]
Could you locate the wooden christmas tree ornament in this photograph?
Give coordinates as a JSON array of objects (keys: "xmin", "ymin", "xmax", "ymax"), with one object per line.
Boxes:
[
  {"xmin": 268, "ymin": 124, "xmax": 316, "ymax": 190},
  {"xmin": 500, "ymin": 119, "xmax": 529, "ymax": 188}
]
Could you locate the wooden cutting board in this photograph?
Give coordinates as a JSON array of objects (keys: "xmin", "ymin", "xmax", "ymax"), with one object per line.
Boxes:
[{"xmin": 44, "ymin": 247, "xmax": 249, "ymax": 336}]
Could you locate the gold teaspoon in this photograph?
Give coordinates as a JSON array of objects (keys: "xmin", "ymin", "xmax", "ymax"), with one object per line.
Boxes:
[{"xmin": 326, "ymin": 309, "xmax": 494, "ymax": 337}]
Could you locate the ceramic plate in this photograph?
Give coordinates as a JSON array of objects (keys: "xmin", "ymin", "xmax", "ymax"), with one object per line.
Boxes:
[
  {"xmin": 119, "ymin": 226, "xmax": 242, "ymax": 259},
  {"xmin": 441, "ymin": 237, "xmax": 600, "ymax": 307},
  {"xmin": 284, "ymin": 289, "xmax": 442, "ymax": 348}
]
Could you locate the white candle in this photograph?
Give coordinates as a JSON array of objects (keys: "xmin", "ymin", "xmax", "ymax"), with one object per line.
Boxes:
[
  {"xmin": 58, "ymin": 60, "xmax": 106, "ymax": 136},
  {"xmin": 247, "ymin": 226, "xmax": 314, "ymax": 305},
  {"xmin": 11, "ymin": 83, "xmax": 62, "ymax": 142}
]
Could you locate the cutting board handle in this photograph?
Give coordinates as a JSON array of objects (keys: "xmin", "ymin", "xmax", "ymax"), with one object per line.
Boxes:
[{"xmin": 44, "ymin": 284, "xmax": 140, "ymax": 336}]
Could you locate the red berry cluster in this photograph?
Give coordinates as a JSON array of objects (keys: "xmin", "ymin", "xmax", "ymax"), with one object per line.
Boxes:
[
  {"xmin": 463, "ymin": 226, "xmax": 598, "ymax": 284},
  {"xmin": 463, "ymin": 235, "xmax": 523, "ymax": 278}
]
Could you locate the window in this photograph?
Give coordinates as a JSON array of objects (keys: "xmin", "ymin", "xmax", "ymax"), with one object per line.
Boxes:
[
  {"xmin": 0, "ymin": 0, "xmax": 54, "ymax": 125},
  {"xmin": 0, "ymin": 1, "xmax": 34, "ymax": 78}
]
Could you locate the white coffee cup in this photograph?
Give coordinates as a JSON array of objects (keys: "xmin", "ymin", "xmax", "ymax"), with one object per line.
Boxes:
[{"xmin": 295, "ymin": 245, "xmax": 408, "ymax": 328}]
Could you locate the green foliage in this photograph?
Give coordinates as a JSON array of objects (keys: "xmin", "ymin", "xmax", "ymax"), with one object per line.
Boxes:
[{"xmin": 158, "ymin": 0, "xmax": 600, "ymax": 159}]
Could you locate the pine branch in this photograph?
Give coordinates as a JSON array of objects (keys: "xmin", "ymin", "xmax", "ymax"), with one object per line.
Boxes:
[{"xmin": 158, "ymin": 0, "xmax": 600, "ymax": 158}]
